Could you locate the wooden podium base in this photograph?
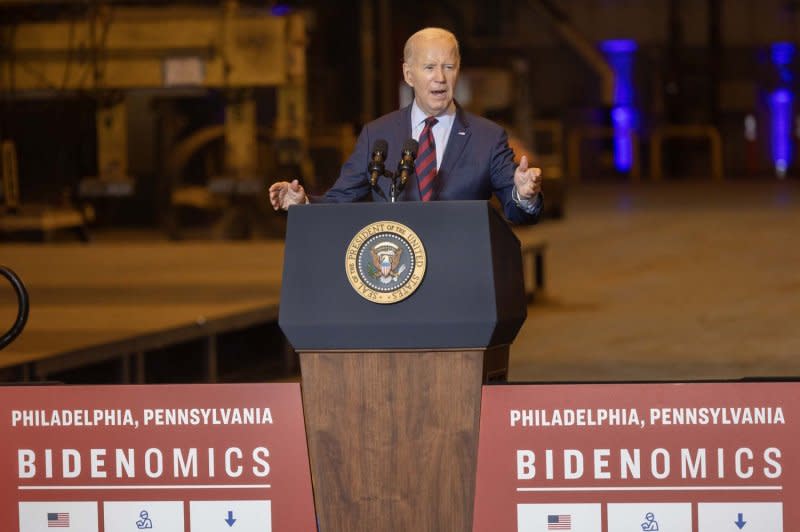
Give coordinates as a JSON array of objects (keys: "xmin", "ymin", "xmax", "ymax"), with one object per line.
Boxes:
[{"xmin": 299, "ymin": 346, "xmax": 508, "ymax": 532}]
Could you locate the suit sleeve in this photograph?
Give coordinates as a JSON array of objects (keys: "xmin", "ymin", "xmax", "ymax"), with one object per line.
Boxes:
[
  {"xmin": 489, "ymin": 128, "xmax": 542, "ymax": 225},
  {"xmin": 317, "ymin": 125, "xmax": 373, "ymax": 203}
]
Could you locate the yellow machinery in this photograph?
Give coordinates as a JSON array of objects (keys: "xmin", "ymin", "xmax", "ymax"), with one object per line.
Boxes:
[{"xmin": 1, "ymin": 1, "xmax": 312, "ymax": 238}]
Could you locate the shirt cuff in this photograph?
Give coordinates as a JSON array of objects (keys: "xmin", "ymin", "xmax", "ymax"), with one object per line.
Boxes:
[{"xmin": 512, "ymin": 186, "xmax": 542, "ymax": 215}]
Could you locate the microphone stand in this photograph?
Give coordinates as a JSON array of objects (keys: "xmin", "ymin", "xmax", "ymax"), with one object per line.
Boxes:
[
  {"xmin": 371, "ymin": 170, "xmax": 391, "ymax": 202},
  {"xmin": 394, "ymin": 152, "xmax": 415, "ymax": 203},
  {"xmin": 389, "ymin": 173, "xmax": 399, "ymax": 203},
  {"xmin": 369, "ymin": 147, "xmax": 416, "ymax": 203},
  {"xmin": 368, "ymin": 159, "xmax": 391, "ymax": 201}
]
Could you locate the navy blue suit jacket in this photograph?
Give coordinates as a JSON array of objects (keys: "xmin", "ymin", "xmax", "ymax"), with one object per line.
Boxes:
[{"xmin": 318, "ymin": 104, "xmax": 541, "ymax": 225}]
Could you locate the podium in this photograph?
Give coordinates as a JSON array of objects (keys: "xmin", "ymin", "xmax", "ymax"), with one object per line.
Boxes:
[{"xmin": 280, "ymin": 201, "xmax": 527, "ymax": 532}]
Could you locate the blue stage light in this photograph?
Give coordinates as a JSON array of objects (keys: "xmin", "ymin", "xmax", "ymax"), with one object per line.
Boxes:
[
  {"xmin": 601, "ymin": 40, "xmax": 638, "ymax": 172},
  {"xmin": 270, "ymin": 4, "xmax": 292, "ymax": 16},
  {"xmin": 769, "ymin": 89, "xmax": 792, "ymax": 177},
  {"xmin": 768, "ymin": 43, "xmax": 795, "ymax": 177},
  {"xmin": 600, "ymin": 40, "xmax": 638, "ymax": 54},
  {"xmin": 771, "ymin": 42, "xmax": 795, "ymax": 67},
  {"xmin": 611, "ymin": 106, "xmax": 634, "ymax": 173}
]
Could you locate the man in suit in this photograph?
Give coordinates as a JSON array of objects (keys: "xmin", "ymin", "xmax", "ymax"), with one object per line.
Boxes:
[{"xmin": 269, "ymin": 27, "xmax": 543, "ymax": 225}]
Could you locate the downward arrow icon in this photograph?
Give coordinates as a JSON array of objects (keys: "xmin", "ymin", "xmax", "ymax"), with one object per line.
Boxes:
[
  {"xmin": 225, "ymin": 510, "xmax": 237, "ymax": 527},
  {"xmin": 735, "ymin": 512, "xmax": 747, "ymax": 529}
]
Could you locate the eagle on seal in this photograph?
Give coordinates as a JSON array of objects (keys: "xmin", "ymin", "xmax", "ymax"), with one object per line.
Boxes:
[{"xmin": 371, "ymin": 242, "xmax": 403, "ymax": 281}]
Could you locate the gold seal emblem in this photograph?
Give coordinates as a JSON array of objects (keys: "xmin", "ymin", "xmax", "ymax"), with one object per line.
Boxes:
[{"xmin": 345, "ymin": 221, "xmax": 427, "ymax": 304}]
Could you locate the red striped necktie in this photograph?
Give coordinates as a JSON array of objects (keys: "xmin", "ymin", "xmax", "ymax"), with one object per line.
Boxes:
[{"xmin": 416, "ymin": 116, "xmax": 438, "ymax": 201}]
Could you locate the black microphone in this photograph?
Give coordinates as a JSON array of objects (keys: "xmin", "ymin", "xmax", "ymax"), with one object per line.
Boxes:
[
  {"xmin": 368, "ymin": 139, "xmax": 389, "ymax": 187},
  {"xmin": 396, "ymin": 138, "xmax": 418, "ymax": 190}
]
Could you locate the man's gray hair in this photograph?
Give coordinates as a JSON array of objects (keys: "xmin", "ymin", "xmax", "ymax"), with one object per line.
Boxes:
[{"xmin": 403, "ymin": 27, "xmax": 460, "ymax": 64}]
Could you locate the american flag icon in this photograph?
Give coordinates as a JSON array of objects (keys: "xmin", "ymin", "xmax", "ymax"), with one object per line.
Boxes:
[
  {"xmin": 547, "ymin": 514, "xmax": 571, "ymax": 530},
  {"xmin": 47, "ymin": 512, "xmax": 70, "ymax": 528}
]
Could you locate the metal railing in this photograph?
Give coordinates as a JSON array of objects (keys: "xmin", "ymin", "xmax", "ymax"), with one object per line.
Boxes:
[
  {"xmin": 650, "ymin": 124, "xmax": 724, "ymax": 182},
  {"xmin": 567, "ymin": 126, "xmax": 641, "ymax": 182},
  {"xmin": 565, "ymin": 123, "xmax": 724, "ymax": 182}
]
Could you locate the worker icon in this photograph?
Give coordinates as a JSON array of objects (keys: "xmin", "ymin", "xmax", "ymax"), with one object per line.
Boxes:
[
  {"xmin": 640, "ymin": 512, "xmax": 659, "ymax": 531},
  {"xmin": 136, "ymin": 510, "xmax": 153, "ymax": 529}
]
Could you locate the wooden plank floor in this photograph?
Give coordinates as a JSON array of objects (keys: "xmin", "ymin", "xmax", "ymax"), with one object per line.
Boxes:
[{"xmin": 0, "ymin": 241, "xmax": 285, "ymax": 378}]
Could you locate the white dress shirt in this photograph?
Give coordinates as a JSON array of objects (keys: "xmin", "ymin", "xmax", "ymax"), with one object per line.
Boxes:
[{"xmin": 410, "ymin": 100, "xmax": 456, "ymax": 171}]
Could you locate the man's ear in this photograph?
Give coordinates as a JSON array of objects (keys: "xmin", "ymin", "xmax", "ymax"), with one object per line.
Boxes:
[{"xmin": 402, "ymin": 63, "xmax": 413, "ymax": 87}]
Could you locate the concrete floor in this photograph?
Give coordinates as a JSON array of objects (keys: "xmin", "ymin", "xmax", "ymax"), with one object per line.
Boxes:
[
  {"xmin": 3, "ymin": 180, "xmax": 798, "ymax": 385},
  {"xmin": 509, "ymin": 180, "xmax": 800, "ymax": 382}
]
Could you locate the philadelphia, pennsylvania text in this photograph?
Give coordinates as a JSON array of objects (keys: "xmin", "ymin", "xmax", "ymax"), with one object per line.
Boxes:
[
  {"xmin": 10, "ymin": 407, "xmax": 274, "ymax": 428},
  {"xmin": 509, "ymin": 406, "xmax": 786, "ymax": 428}
]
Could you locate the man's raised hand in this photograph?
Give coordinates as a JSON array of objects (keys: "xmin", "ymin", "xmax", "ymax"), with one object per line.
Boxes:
[
  {"xmin": 513, "ymin": 155, "xmax": 543, "ymax": 200},
  {"xmin": 268, "ymin": 179, "xmax": 307, "ymax": 211}
]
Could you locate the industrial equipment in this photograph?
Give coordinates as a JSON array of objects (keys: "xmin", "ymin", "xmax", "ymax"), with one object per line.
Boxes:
[{"xmin": 1, "ymin": 1, "xmax": 311, "ymax": 238}]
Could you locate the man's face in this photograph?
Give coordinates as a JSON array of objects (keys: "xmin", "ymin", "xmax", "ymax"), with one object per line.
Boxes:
[{"xmin": 402, "ymin": 37, "xmax": 460, "ymax": 117}]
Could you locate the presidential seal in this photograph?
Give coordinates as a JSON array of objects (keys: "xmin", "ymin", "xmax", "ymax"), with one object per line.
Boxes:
[{"xmin": 345, "ymin": 221, "xmax": 427, "ymax": 304}]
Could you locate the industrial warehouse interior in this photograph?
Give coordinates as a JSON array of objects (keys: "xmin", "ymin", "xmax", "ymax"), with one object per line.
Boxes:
[
  {"xmin": 3, "ymin": 3, "xmax": 799, "ymax": 532},
  {"xmin": 1, "ymin": 0, "xmax": 799, "ymax": 384}
]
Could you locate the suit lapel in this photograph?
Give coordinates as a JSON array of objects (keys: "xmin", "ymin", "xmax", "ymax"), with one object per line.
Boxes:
[{"xmin": 435, "ymin": 106, "xmax": 470, "ymax": 198}]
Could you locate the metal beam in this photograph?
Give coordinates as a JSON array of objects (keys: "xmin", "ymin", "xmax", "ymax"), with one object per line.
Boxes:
[
  {"xmin": 528, "ymin": 0, "xmax": 615, "ymax": 106},
  {"xmin": 1, "ymin": 5, "xmax": 302, "ymax": 91}
]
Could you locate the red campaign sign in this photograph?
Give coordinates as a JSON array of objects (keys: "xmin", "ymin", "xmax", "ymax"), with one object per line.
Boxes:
[
  {"xmin": 473, "ymin": 382, "xmax": 797, "ymax": 532},
  {"xmin": 0, "ymin": 383, "xmax": 316, "ymax": 532}
]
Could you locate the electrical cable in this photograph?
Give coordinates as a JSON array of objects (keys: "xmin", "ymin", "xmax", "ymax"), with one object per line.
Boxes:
[{"xmin": 0, "ymin": 265, "xmax": 29, "ymax": 351}]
